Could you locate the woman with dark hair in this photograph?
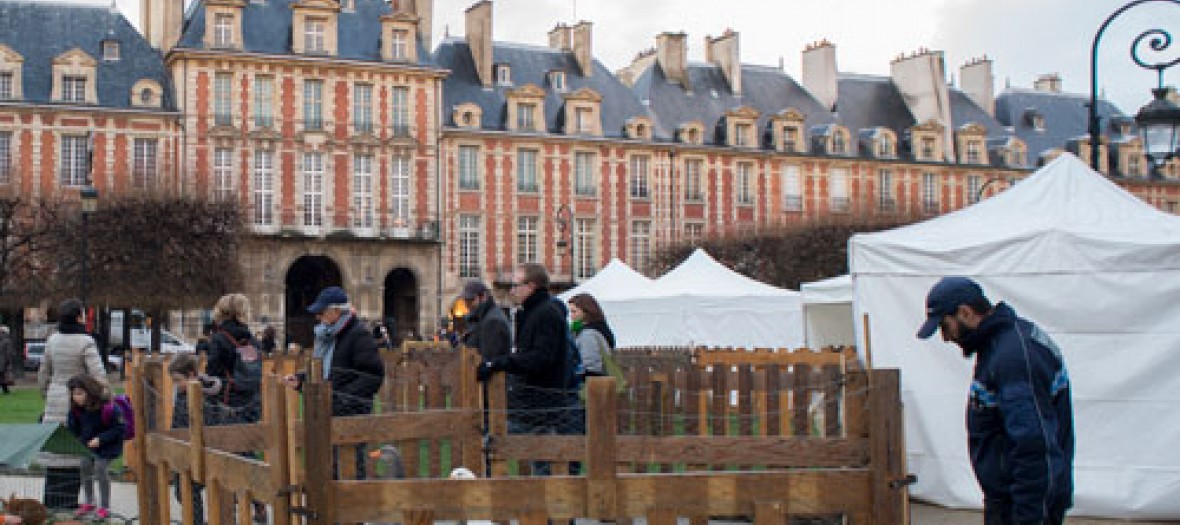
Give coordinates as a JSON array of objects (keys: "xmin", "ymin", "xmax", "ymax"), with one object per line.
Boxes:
[
  {"xmin": 567, "ymin": 293, "xmax": 616, "ymax": 376},
  {"xmin": 38, "ymin": 298, "xmax": 108, "ymax": 510}
]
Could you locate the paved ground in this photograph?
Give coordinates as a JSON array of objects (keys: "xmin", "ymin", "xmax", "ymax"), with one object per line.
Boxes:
[{"xmin": 1, "ymin": 474, "xmax": 1172, "ymax": 524}]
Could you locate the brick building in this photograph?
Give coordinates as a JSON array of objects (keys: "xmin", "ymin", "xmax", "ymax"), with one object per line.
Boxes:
[{"xmin": 1, "ymin": 0, "xmax": 1177, "ymax": 343}]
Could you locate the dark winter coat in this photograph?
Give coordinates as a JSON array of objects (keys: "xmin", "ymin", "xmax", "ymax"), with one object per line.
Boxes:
[
  {"xmin": 961, "ymin": 302, "xmax": 1074, "ymax": 525},
  {"xmin": 463, "ymin": 299, "xmax": 511, "ymax": 360},
  {"xmin": 67, "ymin": 404, "xmax": 125, "ymax": 460},
  {"xmin": 324, "ymin": 315, "xmax": 385, "ymax": 417},
  {"xmin": 500, "ymin": 288, "xmax": 567, "ymax": 390},
  {"xmin": 205, "ymin": 319, "xmax": 260, "ymax": 413}
]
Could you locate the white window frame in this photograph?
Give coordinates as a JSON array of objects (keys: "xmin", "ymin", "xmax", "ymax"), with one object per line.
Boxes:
[
  {"xmin": 966, "ymin": 140, "xmax": 982, "ymax": 164},
  {"xmin": 252, "ymin": 150, "xmax": 275, "ymax": 227},
  {"xmin": 63, "ymin": 76, "xmax": 86, "ymax": 103},
  {"xmin": 391, "ymin": 29, "xmax": 409, "ymax": 60},
  {"xmin": 458, "ymin": 145, "xmax": 480, "ymax": 190},
  {"xmin": 213, "ymin": 13, "xmax": 234, "ymax": 47},
  {"xmin": 60, "ymin": 135, "xmax": 88, "ymax": 186},
  {"xmin": 305, "ymin": 17, "xmax": 326, "ymax": 53},
  {"xmin": 132, "ymin": 138, "xmax": 158, "ymax": 190},
  {"xmin": 458, "ymin": 214, "xmax": 481, "ymax": 278},
  {"xmin": 734, "ymin": 123, "xmax": 751, "ymax": 147},
  {"xmin": 517, "ymin": 102, "xmax": 536, "ymax": 132},
  {"xmin": 878, "ymin": 169, "xmax": 894, "ymax": 210},
  {"xmin": 630, "ymin": 220, "xmax": 651, "ymax": 274},
  {"xmin": 922, "ymin": 172, "xmax": 939, "ymax": 213},
  {"xmin": 0, "ymin": 132, "xmax": 10, "ymax": 184},
  {"xmin": 102, "ymin": 40, "xmax": 120, "ymax": 61},
  {"xmin": 629, "ymin": 155, "xmax": 650, "ymax": 199},
  {"xmin": 253, "ymin": 75, "xmax": 274, "ymax": 128},
  {"xmin": 0, "ymin": 72, "xmax": 12, "ymax": 100},
  {"xmin": 302, "ymin": 152, "xmax": 324, "ymax": 227},
  {"xmin": 516, "ymin": 215, "xmax": 539, "ymax": 264},
  {"xmin": 354, "ymin": 83, "xmax": 373, "ymax": 133},
  {"xmin": 684, "ymin": 222, "xmax": 704, "ymax": 243},
  {"xmin": 516, "ymin": 149, "xmax": 538, "ymax": 193},
  {"xmin": 303, "ymin": 79, "xmax": 323, "ymax": 130},
  {"xmin": 684, "ymin": 158, "xmax": 703, "ymax": 202},
  {"xmin": 967, "ymin": 175, "xmax": 982, "ymax": 204},
  {"xmin": 213, "ymin": 147, "xmax": 234, "ymax": 200},
  {"xmin": 782, "ymin": 164, "xmax": 802, "ymax": 212},
  {"xmin": 829, "ymin": 167, "xmax": 848, "ymax": 212},
  {"xmin": 391, "ymin": 86, "xmax": 410, "ymax": 135},
  {"xmin": 574, "ymin": 218, "xmax": 596, "ymax": 280},
  {"xmin": 574, "ymin": 151, "xmax": 595, "ymax": 196},
  {"xmin": 390, "ymin": 155, "xmax": 411, "ymax": 226},
  {"xmin": 736, "ymin": 163, "xmax": 754, "ymax": 205},
  {"xmin": 352, "ymin": 154, "xmax": 375, "ymax": 229},
  {"xmin": 214, "ymin": 72, "xmax": 233, "ymax": 126}
]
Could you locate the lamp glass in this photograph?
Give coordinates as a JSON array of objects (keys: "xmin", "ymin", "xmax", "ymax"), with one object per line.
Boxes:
[
  {"xmin": 1135, "ymin": 89, "xmax": 1180, "ymax": 164},
  {"xmin": 80, "ymin": 187, "xmax": 99, "ymax": 213}
]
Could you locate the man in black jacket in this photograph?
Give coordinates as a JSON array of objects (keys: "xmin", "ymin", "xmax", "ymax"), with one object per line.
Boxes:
[
  {"xmin": 285, "ymin": 286, "xmax": 385, "ymax": 478},
  {"xmin": 460, "ymin": 280, "xmax": 511, "ymax": 360}
]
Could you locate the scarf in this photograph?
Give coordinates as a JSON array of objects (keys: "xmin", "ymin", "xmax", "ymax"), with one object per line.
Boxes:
[{"xmin": 313, "ymin": 310, "xmax": 353, "ymax": 380}]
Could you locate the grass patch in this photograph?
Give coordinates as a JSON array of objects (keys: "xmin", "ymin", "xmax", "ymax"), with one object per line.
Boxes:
[{"xmin": 0, "ymin": 386, "xmax": 45, "ymax": 424}]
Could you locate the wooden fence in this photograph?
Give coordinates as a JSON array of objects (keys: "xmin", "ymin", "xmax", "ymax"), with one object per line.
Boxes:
[{"xmin": 124, "ymin": 343, "xmax": 907, "ymax": 525}]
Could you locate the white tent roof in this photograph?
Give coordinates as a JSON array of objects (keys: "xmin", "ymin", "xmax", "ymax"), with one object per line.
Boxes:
[
  {"xmin": 850, "ymin": 154, "xmax": 1180, "ymax": 519},
  {"xmin": 655, "ymin": 249, "xmax": 800, "ymax": 298},
  {"xmin": 557, "ymin": 258, "xmax": 655, "ymax": 301},
  {"xmin": 800, "ymin": 275, "xmax": 852, "ymax": 304}
]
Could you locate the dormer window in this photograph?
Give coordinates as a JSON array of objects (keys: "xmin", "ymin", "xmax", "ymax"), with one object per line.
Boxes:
[
  {"xmin": 1011, "ymin": 144, "xmax": 1027, "ymax": 167},
  {"xmin": 921, "ymin": 137, "xmax": 936, "ymax": 159},
  {"xmin": 625, "ymin": 116, "xmax": 654, "ymax": 140},
  {"xmin": 966, "ymin": 140, "xmax": 982, "ymax": 164},
  {"xmin": 507, "ymin": 84, "xmax": 546, "ymax": 133},
  {"xmin": 678, "ymin": 122, "xmax": 705, "ymax": 145},
  {"xmin": 517, "ymin": 103, "xmax": 536, "ymax": 131},
  {"xmin": 550, "ymin": 71, "xmax": 566, "ymax": 92},
  {"xmin": 0, "ymin": 45, "xmax": 24, "ymax": 101},
  {"xmin": 496, "ymin": 64, "xmax": 512, "ymax": 85},
  {"xmin": 305, "ymin": 17, "xmax": 326, "ymax": 53},
  {"xmin": 734, "ymin": 123, "xmax": 752, "ymax": 147},
  {"xmin": 102, "ymin": 40, "xmax": 120, "ymax": 61},
  {"xmin": 1024, "ymin": 109, "xmax": 1046, "ymax": 132},
  {"xmin": 0, "ymin": 72, "xmax": 13, "ymax": 100},
  {"xmin": 831, "ymin": 130, "xmax": 847, "ymax": 155},
  {"xmin": 452, "ymin": 102, "xmax": 483, "ymax": 129},
  {"xmin": 62, "ymin": 76, "xmax": 87, "ymax": 103},
  {"xmin": 784, "ymin": 126, "xmax": 800, "ymax": 152},
  {"xmin": 214, "ymin": 13, "xmax": 234, "ymax": 47},
  {"xmin": 390, "ymin": 29, "xmax": 409, "ymax": 60},
  {"xmin": 724, "ymin": 106, "xmax": 760, "ymax": 148},
  {"xmin": 140, "ymin": 88, "xmax": 152, "ymax": 104},
  {"xmin": 770, "ymin": 108, "xmax": 806, "ymax": 153},
  {"xmin": 877, "ymin": 133, "xmax": 895, "ymax": 157}
]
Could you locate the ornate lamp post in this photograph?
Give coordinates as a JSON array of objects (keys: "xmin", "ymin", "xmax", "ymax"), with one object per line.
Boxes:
[
  {"xmin": 79, "ymin": 186, "xmax": 98, "ymax": 305},
  {"xmin": 554, "ymin": 204, "xmax": 574, "ymax": 282},
  {"xmin": 1088, "ymin": 0, "xmax": 1180, "ymax": 172}
]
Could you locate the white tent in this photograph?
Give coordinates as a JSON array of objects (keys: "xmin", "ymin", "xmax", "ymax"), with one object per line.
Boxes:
[
  {"xmin": 800, "ymin": 275, "xmax": 855, "ymax": 348},
  {"xmin": 557, "ymin": 258, "xmax": 656, "ymax": 301},
  {"xmin": 849, "ymin": 154, "xmax": 1180, "ymax": 519},
  {"xmin": 597, "ymin": 249, "xmax": 805, "ymax": 348}
]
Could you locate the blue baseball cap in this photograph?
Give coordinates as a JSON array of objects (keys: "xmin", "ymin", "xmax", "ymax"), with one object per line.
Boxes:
[
  {"xmin": 307, "ymin": 286, "xmax": 349, "ymax": 314},
  {"xmin": 916, "ymin": 277, "xmax": 987, "ymax": 339}
]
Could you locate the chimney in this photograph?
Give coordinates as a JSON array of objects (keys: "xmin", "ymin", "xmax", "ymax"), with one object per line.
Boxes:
[
  {"xmin": 413, "ymin": 0, "xmax": 434, "ymax": 51},
  {"xmin": 959, "ymin": 56, "xmax": 995, "ymax": 116},
  {"xmin": 656, "ymin": 32, "xmax": 688, "ymax": 88},
  {"xmin": 1034, "ymin": 73, "xmax": 1062, "ymax": 93},
  {"xmin": 465, "ymin": 1, "xmax": 493, "ymax": 88},
  {"xmin": 143, "ymin": 0, "xmax": 183, "ymax": 52},
  {"xmin": 548, "ymin": 23, "xmax": 571, "ymax": 50},
  {"xmin": 617, "ymin": 48, "xmax": 657, "ymax": 87},
  {"xmin": 571, "ymin": 21, "xmax": 593, "ymax": 77},
  {"xmin": 705, "ymin": 29, "xmax": 741, "ymax": 95},
  {"xmin": 890, "ymin": 48, "xmax": 955, "ymax": 160},
  {"xmin": 801, "ymin": 39, "xmax": 838, "ymax": 112}
]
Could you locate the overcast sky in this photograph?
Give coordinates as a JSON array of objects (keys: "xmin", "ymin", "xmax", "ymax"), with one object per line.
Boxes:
[{"xmin": 69, "ymin": 0, "xmax": 1180, "ymax": 113}]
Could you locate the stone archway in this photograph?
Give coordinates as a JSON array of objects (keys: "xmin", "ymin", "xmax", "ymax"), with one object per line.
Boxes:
[
  {"xmin": 285, "ymin": 255, "xmax": 342, "ymax": 349},
  {"xmin": 383, "ymin": 267, "xmax": 419, "ymax": 341}
]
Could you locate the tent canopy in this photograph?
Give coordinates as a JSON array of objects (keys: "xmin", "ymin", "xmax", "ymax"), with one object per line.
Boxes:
[
  {"xmin": 0, "ymin": 423, "xmax": 92, "ymax": 469},
  {"xmin": 558, "ymin": 258, "xmax": 655, "ymax": 301},
  {"xmin": 800, "ymin": 275, "xmax": 855, "ymax": 348},
  {"xmin": 800, "ymin": 275, "xmax": 852, "ymax": 305},
  {"xmin": 571, "ymin": 249, "xmax": 804, "ymax": 348},
  {"xmin": 849, "ymin": 154, "xmax": 1180, "ymax": 520}
]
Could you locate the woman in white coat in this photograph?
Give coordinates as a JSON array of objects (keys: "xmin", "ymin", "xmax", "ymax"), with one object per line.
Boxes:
[{"xmin": 37, "ymin": 298, "xmax": 108, "ymax": 510}]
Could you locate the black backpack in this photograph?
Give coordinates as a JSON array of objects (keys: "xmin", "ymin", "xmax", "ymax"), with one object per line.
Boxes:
[{"xmin": 219, "ymin": 330, "xmax": 262, "ymax": 403}]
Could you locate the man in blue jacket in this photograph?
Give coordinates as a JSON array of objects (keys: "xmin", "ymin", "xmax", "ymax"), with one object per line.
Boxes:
[{"xmin": 917, "ymin": 277, "xmax": 1074, "ymax": 525}]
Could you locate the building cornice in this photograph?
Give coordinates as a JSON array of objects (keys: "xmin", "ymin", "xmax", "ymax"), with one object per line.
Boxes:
[
  {"xmin": 166, "ymin": 48, "xmax": 451, "ymax": 79},
  {"xmin": 0, "ymin": 102, "xmax": 180, "ymax": 118}
]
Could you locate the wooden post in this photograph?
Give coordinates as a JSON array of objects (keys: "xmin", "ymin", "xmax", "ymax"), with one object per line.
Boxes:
[
  {"xmin": 458, "ymin": 345, "xmax": 483, "ymax": 472},
  {"xmin": 179, "ymin": 470, "xmax": 196, "ymax": 525},
  {"xmin": 303, "ymin": 359, "xmax": 336, "ymax": 524},
  {"xmin": 132, "ymin": 357, "xmax": 161, "ymax": 524},
  {"xmin": 753, "ymin": 501, "xmax": 786, "ymax": 525},
  {"xmin": 487, "ymin": 372, "xmax": 509, "ymax": 477},
  {"xmin": 187, "ymin": 381, "xmax": 206, "ymax": 481},
  {"xmin": 585, "ymin": 377, "xmax": 618, "ymax": 519},
  {"xmin": 869, "ymin": 369, "xmax": 905, "ymax": 525},
  {"xmin": 265, "ymin": 374, "xmax": 293, "ymax": 525}
]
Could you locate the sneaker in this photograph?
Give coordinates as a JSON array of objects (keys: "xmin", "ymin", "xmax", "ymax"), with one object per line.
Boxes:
[
  {"xmin": 95, "ymin": 507, "xmax": 111, "ymax": 519},
  {"xmin": 76, "ymin": 503, "xmax": 96, "ymax": 516}
]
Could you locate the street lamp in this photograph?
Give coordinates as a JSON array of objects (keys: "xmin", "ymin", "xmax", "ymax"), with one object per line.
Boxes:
[
  {"xmin": 1088, "ymin": 0, "xmax": 1180, "ymax": 172},
  {"xmin": 554, "ymin": 204, "xmax": 574, "ymax": 282},
  {"xmin": 974, "ymin": 176, "xmax": 1013, "ymax": 203},
  {"xmin": 79, "ymin": 186, "xmax": 98, "ymax": 305}
]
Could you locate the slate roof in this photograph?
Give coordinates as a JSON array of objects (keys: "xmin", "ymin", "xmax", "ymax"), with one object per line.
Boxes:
[
  {"xmin": 177, "ymin": 0, "xmax": 433, "ymax": 65},
  {"xmin": 434, "ymin": 38, "xmax": 650, "ymax": 138},
  {"xmin": 995, "ymin": 87, "xmax": 1129, "ymax": 163},
  {"xmin": 0, "ymin": 0, "xmax": 175, "ymax": 111},
  {"xmin": 949, "ymin": 87, "xmax": 1007, "ymax": 137},
  {"xmin": 631, "ymin": 62, "xmax": 835, "ymax": 144},
  {"xmin": 834, "ymin": 73, "xmax": 914, "ymax": 155}
]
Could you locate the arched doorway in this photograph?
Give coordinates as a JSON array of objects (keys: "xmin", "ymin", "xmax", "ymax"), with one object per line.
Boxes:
[
  {"xmin": 383, "ymin": 268, "xmax": 418, "ymax": 342},
  {"xmin": 285, "ymin": 255, "xmax": 342, "ymax": 348}
]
